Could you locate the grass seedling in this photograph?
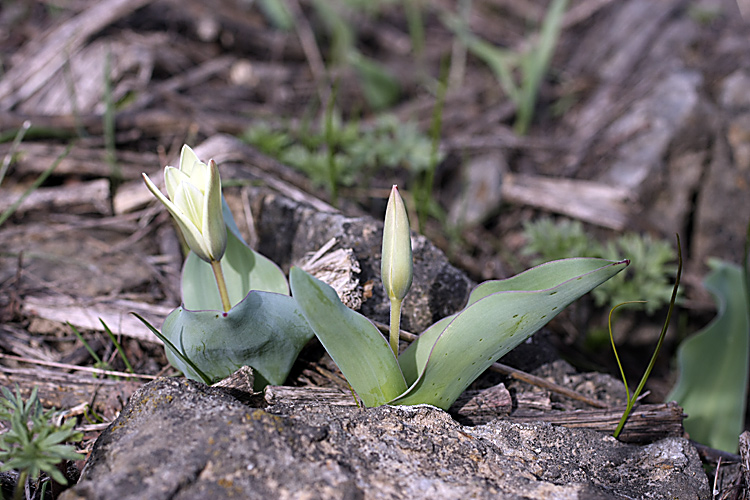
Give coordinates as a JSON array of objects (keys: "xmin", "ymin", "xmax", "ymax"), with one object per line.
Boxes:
[
  {"xmin": 0, "ymin": 386, "xmax": 84, "ymax": 500},
  {"xmin": 68, "ymin": 320, "xmax": 135, "ymax": 377},
  {"xmin": 0, "ymin": 142, "xmax": 73, "ymax": 228},
  {"xmin": 611, "ymin": 236, "xmax": 682, "ymax": 439},
  {"xmin": 0, "ymin": 120, "xmax": 31, "ymax": 189},
  {"xmin": 443, "ymin": 0, "xmax": 567, "ymax": 135},
  {"xmin": 103, "ymin": 50, "xmax": 122, "ymax": 189},
  {"xmin": 99, "ymin": 319, "xmax": 135, "ymax": 375},
  {"xmin": 68, "ymin": 322, "xmax": 107, "ymax": 370}
]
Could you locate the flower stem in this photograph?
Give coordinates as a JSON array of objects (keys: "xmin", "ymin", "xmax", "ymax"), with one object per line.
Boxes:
[
  {"xmin": 389, "ymin": 298, "xmax": 402, "ymax": 356},
  {"xmin": 210, "ymin": 259, "xmax": 231, "ymax": 313}
]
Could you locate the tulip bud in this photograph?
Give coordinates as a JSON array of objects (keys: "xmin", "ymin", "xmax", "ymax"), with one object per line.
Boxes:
[
  {"xmin": 381, "ymin": 186, "xmax": 413, "ymax": 302},
  {"xmin": 143, "ymin": 145, "xmax": 227, "ymax": 263}
]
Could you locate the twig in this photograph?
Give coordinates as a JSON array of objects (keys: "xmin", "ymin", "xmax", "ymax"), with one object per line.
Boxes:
[
  {"xmin": 285, "ymin": 0, "xmax": 329, "ymax": 105},
  {"xmin": 0, "ymin": 352, "xmax": 157, "ymax": 380}
]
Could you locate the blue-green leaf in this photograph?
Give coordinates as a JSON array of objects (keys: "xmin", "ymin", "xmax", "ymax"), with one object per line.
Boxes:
[
  {"xmin": 182, "ymin": 200, "xmax": 288, "ymax": 310},
  {"xmin": 161, "ymin": 291, "xmax": 314, "ymax": 388},
  {"xmin": 290, "ymin": 267, "xmax": 407, "ymax": 406},
  {"xmin": 666, "ymin": 259, "xmax": 749, "ymax": 453},
  {"xmin": 394, "ymin": 258, "xmax": 628, "ymax": 409}
]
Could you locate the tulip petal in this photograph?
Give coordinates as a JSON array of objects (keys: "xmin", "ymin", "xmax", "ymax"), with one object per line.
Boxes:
[
  {"xmin": 381, "ymin": 186, "xmax": 413, "ymax": 301},
  {"xmin": 173, "ymin": 181, "xmax": 205, "ymax": 229},
  {"xmin": 179, "ymin": 144, "xmax": 201, "ymax": 178},
  {"xmin": 180, "ymin": 144, "xmax": 211, "ymax": 189},
  {"xmin": 143, "ymin": 173, "xmax": 211, "ymax": 261},
  {"xmin": 164, "ymin": 166, "xmax": 191, "ymax": 200},
  {"xmin": 202, "ymin": 159, "xmax": 227, "ymax": 261}
]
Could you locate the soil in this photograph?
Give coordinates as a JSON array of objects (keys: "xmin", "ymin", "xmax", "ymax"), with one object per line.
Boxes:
[{"xmin": 0, "ymin": 0, "xmax": 749, "ymax": 497}]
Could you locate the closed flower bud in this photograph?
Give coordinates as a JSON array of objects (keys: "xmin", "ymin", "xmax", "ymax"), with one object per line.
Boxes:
[
  {"xmin": 381, "ymin": 185, "xmax": 413, "ymax": 301},
  {"xmin": 143, "ymin": 145, "xmax": 227, "ymax": 263}
]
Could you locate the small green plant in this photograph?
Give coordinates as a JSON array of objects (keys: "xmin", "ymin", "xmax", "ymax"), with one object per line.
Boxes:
[
  {"xmin": 139, "ymin": 148, "xmax": 626, "ymax": 408},
  {"xmin": 139, "ymin": 145, "xmax": 314, "ymax": 388},
  {"xmin": 0, "ymin": 386, "xmax": 84, "ymax": 500},
  {"xmin": 523, "ymin": 218, "xmax": 677, "ymax": 314},
  {"xmin": 443, "ymin": 0, "xmax": 568, "ymax": 135},
  {"xmin": 289, "ymin": 187, "xmax": 628, "ymax": 408},
  {"xmin": 609, "ymin": 236, "xmax": 682, "ymax": 438},
  {"xmin": 242, "ymin": 113, "xmax": 440, "ymax": 196}
]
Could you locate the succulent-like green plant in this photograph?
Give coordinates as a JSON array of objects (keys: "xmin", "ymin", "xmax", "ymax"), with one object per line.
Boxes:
[
  {"xmin": 523, "ymin": 218, "xmax": 677, "ymax": 314},
  {"xmin": 0, "ymin": 386, "xmax": 83, "ymax": 500},
  {"xmin": 290, "ymin": 188, "xmax": 628, "ymax": 409}
]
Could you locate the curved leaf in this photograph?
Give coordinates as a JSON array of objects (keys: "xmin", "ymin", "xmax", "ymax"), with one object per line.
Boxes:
[
  {"xmin": 290, "ymin": 267, "xmax": 407, "ymax": 406},
  {"xmin": 182, "ymin": 200, "xmax": 288, "ymax": 310},
  {"xmin": 393, "ymin": 258, "xmax": 628, "ymax": 409},
  {"xmin": 666, "ymin": 260, "xmax": 749, "ymax": 453},
  {"xmin": 399, "ymin": 258, "xmax": 627, "ymax": 385},
  {"xmin": 162, "ymin": 290, "xmax": 314, "ymax": 388}
]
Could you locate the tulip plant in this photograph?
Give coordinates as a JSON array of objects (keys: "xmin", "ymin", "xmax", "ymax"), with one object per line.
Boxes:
[
  {"xmin": 141, "ymin": 145, "xmax": 314, "ymax": 388},
  {"xmin": 289, "ymin": 186, "xmax": 629, "ymax": 409},
  {"xmin": 142, "ymin": 147, "xmax": 627, "ymax": 407}
]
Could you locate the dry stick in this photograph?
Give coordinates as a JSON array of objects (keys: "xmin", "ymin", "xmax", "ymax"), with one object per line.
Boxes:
[
  {"xmin": 286, "ymin": 0, "xmax": 330, "ymax": 105},
  {"xmin": 372, "ymin": 320, "xmax": 608, "ymax": 409},
  {"xmin": 0, "ymin": 352, "xmax": 157, "ymax": 380}
]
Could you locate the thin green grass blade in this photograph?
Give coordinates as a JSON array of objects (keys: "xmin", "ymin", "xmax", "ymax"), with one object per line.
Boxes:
[
  {"xmin": 132, "ymin": 313, "xmax": 213, "ymax": 385},
  {"xmin": 613, "ymin": 236, "xmax": 682, "ymax": 438},
  {"xmin": 393, "ymin": 258, "xmax": 628, "ymax": 409},
  {"xmin": 67, "ymin": 322, "xmax": 103, "ymax": 366},
  {"xmin": 99, "ymin": 318, "xmax": 135, "ymax": 374},
  {"xmin": 290, "ymin": 267, "xmax": 408, "ymax": 407},
  {"xmin": 0, "ymin": 142, "xmax": 72, "ymax": 227}
]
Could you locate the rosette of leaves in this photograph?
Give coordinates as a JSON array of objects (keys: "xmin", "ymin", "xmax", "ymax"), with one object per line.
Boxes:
[
  {"xmin": 140, "ymin": 201, "xmax": 314, "ymax": 389},
  {"xmin": 290, "ymin": 257, "xmax": 628, "ymax": 409},
  {"xmin": 0, "ymin": 386, "xmax": 83, "ymax": 498}
]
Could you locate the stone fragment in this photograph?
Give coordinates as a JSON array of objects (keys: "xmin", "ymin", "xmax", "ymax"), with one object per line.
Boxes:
[
  {"xmin": 60, "ymin": 378, "xmax": 710, "ymax": 500},
  {"xmin": 251, "ymin": 190, "xmax": 474, "ymax": 334}
]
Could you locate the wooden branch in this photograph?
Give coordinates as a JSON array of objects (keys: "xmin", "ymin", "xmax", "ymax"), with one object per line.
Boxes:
[
  {"xmin": 21, "ymin": 295, "xmax": 171, "ymax": 344},
  {"xmin": 261, "ymin": 384, "xmax": 684, "ymax": 443},
  {"xmin": 0, "ymin": 180, "xmax": 110, "ymax": 216},
  {"xmin": 0, "ymin": 0, "xmax": 155, "ymax": 108},
  {"xmin": 507, "ymin": 402, "xmax": 686, "ymax": 443},
  {"xmin": 501, "ymin": 173, "xmax": 633, "ymax": 230}
]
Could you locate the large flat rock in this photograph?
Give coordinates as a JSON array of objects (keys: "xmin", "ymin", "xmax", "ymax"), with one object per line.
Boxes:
[{"xmin": 61, "ymin": 378, "xmax": 709, "ymax": 500}]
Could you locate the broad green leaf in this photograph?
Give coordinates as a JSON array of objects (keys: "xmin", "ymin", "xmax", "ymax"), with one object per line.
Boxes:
[
  {"xmin": 182, "ymin": 200, "xmax": 288, "ymax": 310},
  {"xmin": 667, "ymin": 260, "xmax": 749, "ymax": 453},
  {"xmin": 290, "ymin": 267, "xmax": 407, "ymax": 406},
  {"xmin": 393, "ymin": 258, "xmax": 628, "ymax": 409},
  {"xmin": 399, "ymin": 258, "xmax": 628, "ymax": 385},
  {"xmin": 161, "ymin": 290, "xmax": 314, "ymax": 389}
]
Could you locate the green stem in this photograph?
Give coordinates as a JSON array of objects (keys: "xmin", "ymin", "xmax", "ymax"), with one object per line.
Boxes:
[
  {"xmin": 389, "ymin": 298, "xmax": 402, "ymax": 356},
  {"xmin": 211, "ymin": 259, "xmax": 232, "ymax": 313},
  {"xmin": 13, "ymin": 469, "xmax": 27, "ymax": 500}
]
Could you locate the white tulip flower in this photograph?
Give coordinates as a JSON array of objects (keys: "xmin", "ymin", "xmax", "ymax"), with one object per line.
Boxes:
[{"xmin": 143, "ymin": 145, "xmax": 227, "ymax": 263}]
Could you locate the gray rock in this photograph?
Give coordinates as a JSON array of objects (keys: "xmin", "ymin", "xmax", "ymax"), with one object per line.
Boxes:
[
  {"xmin": 61, "ymin": 378, "xmax": 710, "ymax": 500},
  {"xmin": 251, "ymin": 190, "xmax": 474, "ymax": 334}
]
